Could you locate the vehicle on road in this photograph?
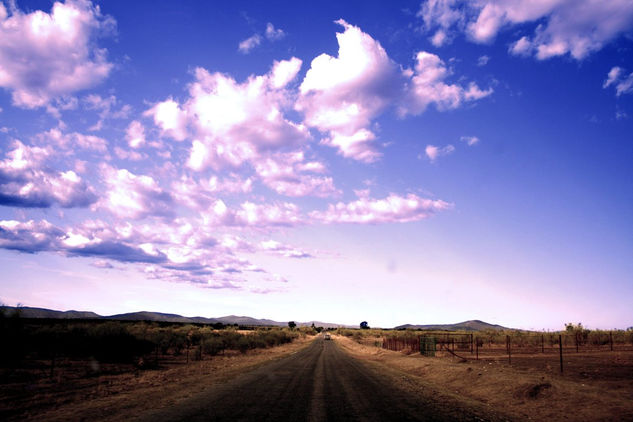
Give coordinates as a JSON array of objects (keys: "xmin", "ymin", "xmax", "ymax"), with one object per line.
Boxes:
[{"xmin": 324, "ymin": 334, "xmax": 331, "ymax": 340}]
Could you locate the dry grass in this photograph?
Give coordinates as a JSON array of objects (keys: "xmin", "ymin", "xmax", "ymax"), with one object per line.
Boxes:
[
  {"xmin": 1, "ymin": 335, "xmax": 315, "ymax": 421},
  {"xmin": 335, "ymin": 335, "xmax": 633, "ymax": 421}
]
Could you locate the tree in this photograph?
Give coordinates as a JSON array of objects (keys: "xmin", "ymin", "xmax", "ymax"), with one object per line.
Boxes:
[
  {"xmin": 360, "ymin": 321, "xmax": 370, "ymax": 330},
  {"xmin": 288, "ymin": 321, "xmax": 296, "ymax": 330}
]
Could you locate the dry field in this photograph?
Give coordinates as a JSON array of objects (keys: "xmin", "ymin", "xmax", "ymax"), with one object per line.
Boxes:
[
  {"xmin": 337, "ymin": 335, "xmax": 633, "ymax": 421},
  {"xmin": 0, "ymin": 335, "xmax": 315, "ymax": 421}
]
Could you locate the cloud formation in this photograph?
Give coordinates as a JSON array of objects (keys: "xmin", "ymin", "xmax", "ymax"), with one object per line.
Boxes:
[
  {"xmin": 311, "ymin": 192, "xmax": 452, "ymax": 224},
  {"xmin": 0, "ymin": 0, "xmax": 115, "ymax": 108},
  {"xmin": 604, "ymin": 66, "xmax": 633, "ymax": 96},
  {"xmin": 418, "ymin": 0, "xmax": 633, "ymax": 60}
]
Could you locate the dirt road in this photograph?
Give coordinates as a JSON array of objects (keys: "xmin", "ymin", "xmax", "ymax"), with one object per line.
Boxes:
[{"xmin": 139, "ymin": 337, "xmax": 506, "ymax": 422}]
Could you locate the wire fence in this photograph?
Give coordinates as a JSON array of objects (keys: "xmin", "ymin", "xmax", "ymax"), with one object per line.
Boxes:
[{"xmin": 382, "ymin": 332, "xmax": 633, "ymax": 372}]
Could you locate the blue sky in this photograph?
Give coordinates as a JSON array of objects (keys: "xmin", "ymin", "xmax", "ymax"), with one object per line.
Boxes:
[{"xmin": 0, "ymin": 0, "xmax": 632, "ymax": 330}]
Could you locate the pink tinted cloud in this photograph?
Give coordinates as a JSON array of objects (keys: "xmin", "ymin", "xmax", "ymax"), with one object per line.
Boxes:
[
  {"xmin": 402, "ymin": 52, "xmax": 492, "ymax": 115},
  {"xmin": 420, "ymin": 1, "xmax": 633, "ymax": 60},
  {"xmin": 255, "ymin": 152, "xmax": 340, "ymax": 198},
  {"xmin": 0, "ymin": 141, "xmax": 97, "ymax": 208},
  {"xmin": 310, "ymin": 192, "xmax": 453, "ymax": 224},
  {"xmin": 297, "ymin": 19, "xmax": 400, "ymax": 162},
  {"xmin": 99, "ymin": 165, "xmax": 175, "ymax": 219},
  {"xmin": 0, "ymin": 0, "xmax": 115, "ymax": 108},
  {"xmin": 202, "ymin": 200, "xmax": 302, "ymax": 228}
]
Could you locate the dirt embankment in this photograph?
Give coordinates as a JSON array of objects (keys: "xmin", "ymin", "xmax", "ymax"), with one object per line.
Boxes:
[
  {"xmin": 335, "ymin": 335, "xmax": 633, "ymax": 421},
  {"xmin": 5, "ymin": 335, "xmax": 316, "ymax": 422}
]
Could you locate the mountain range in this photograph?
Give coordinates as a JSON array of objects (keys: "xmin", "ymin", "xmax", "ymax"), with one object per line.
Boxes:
[{"xmin": 1, "ymin": 306, "xmax": 508, "ymax": 331}]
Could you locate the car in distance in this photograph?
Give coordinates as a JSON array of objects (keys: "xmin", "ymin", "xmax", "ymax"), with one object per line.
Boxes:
[{"xmin": 324, "ymin": 334, "xmax": 331, "ymax": 340}]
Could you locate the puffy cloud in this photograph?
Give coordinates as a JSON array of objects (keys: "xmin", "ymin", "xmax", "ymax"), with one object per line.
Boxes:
[
  {"xmin": 403, "ymin": 52, "xmax": 492, "ymax": 114},
  {"xmin": 84, "ymin": 94, "xmax": 131, "ymax": 131},
  {"xmin": 126, "ymin": 120, "xmax": 146, "ymax": 148},
  {"xmin": 418, "ymin": 0, "xmax": 464, "ymax": 46},
  {"xmin": 419, "ymin": 0, "xmax": 633, "ymax": 60},
  {"xmin": 425, "ymin": 144, "xmax": 455, "ymax": 162},
  {"xmin": 0, "ymin": 0, "xmax": 115, "ymax": 108},
  {"xmin": 603, "ymin": 66, "xmax": 633, "ymax": 96},
  {"xmin": 271, "ymin": 57, "xmax": 302, "ymax": 89},
  {"xmin": 254, "ymin": 152, "xmax": 340, "ymax": 198},
  {"xmin": 0, "ymin": 140, "xmax": 97, "ymax": 208},
  {"xmin": 150, "ymin": 59, "xmax": 308, "ymax": 171},
  {"xmin": 297, "ymin": 21, "xmax": 489, "ymax": 162},
  {"xmin": 0, "ymin": 219, "xmax": 63, "ymax": 252},
  {"xmin": 37, "ymin": 127, "xmax": 107, "ymax": 152},
  {"xmin": 171, "ymin": 174, "xmax": 253, "ymax": 210},
  {"xmin": 144, "ymin": 98, "xmax": 188, "ymax": 141},
  {"xmin": 99, "ymin": 166, "xmax": 174, "ymax": 219},
  {"xmin": 310, "ymin": 192, "xmax": 452, "ymax": 224},
  {"xmin": 238, "ymin": 23, "xmax": 285, "ymax": 54},
  {"xmin": 260, "ymin": 239, "xmax": 311, "ymax": 258},
  {"xmin": 202, "ymin": 200, "xmax": 302, "ymax": 228},
  {"xmin": 265, "ymin": 23, "xmax": 285, "ymax": 41},
  {"xmin": 297, "ymin": 19, "xmax": 401, "ymax": 162},
  {"xmin": 477, "ymin": 55, "xmax": 490, "ymax": 66},
  {"xmin": 460, "ymin": 135, "xmax": 480, "ymax": 146},
  {"xmin": 238, "ymin": 34, "xmax": 262, "ymax": 53}
]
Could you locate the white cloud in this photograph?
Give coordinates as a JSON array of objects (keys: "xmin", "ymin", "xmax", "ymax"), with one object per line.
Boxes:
[
  {"xmin": 144, "ymin": 98, "xmax": 188, "ymax": 141},
  {"xmin": 310, "ymin": 192, "xmax": 452, "ymax": 224},
  {"xmin": 265, "ymin": 23, "xmax": 285, "ymax": 41},
  {"xmin": 403, "ymin": 52, "xmax": 492, "ymax": 114},
  {"xmin": 604, "ymin": 67, "xmax": 623, "ymax": 89},
  {"xmin": 178, "ymin": 62, "xmax": 308, "ymax": 170},
  {"xmin": 84, "ymin": 94, "xmax": 131, "ymax": 131},
  {"xmin": 477, "ymin": 55, "xmax": 490, "ymax": 66},
  {"xmin": 297, "ymin": 19, "xmax": 402, "ymax": 162},
  {"xmin": 202, "ymin": 200, "xmax": 302, "ymax": 228},
  {"xmin": 37, "ymin": 127, "xmax": 107, "ymax": 152},
  {"xmin": 603, "ymin": 66, "xmax": 633, "ymax": 96},
  {"xmin": 126, "ymin": 120, "xmax": 146, "ymax": 148},
  {"xmin": 460, "ymin": 135, "xmax": 479, "ymax": 146},
  {"xmin": 0, "ymin": 140, "xmax": 97, "ymax": 208},
  {"xmin": 260, "ymin": 239, "xmax": 311, "ymax": 258},
  {"xmin": 99, "ymin": 165, "xmax": 174, "ymax": 219},
  {"xmin": 0, "ymin": 0, "xmax": 115, "ymax": 108},
  {"xmin": 254, "ymin": 152, "xmax": 340, "ymax": 198},
  {"xmin": 425, "ymin": 144, "xmax": 455, "ymax": 162},
  {"xmin": 418, "ymin": 0, "xmax": 633, "ymax": 60},
  {"xmin": 238, "ymin": 34, "xmax": 262, "ymax": 53}
]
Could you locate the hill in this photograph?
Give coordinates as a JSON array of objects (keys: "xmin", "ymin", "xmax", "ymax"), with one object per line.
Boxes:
[
  {"xmin": 0, "ymin": 306, "xmax": 349, "ymax": 328},
  {"xmin": 394, "ymin": 320, "xmax": 508, "ymax": 331}
]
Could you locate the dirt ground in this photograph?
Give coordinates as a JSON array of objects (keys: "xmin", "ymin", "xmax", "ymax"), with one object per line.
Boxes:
[
  {"xmin": 0, "ymin": 335, "xmax": 315, "ymax": 421},
  {"xmin": 337, "ymin": 335, "xmax": 633, "ymax": 421}
]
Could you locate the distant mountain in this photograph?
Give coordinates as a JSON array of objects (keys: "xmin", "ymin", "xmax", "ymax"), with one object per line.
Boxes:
[
  {"xmin": 0, "ymin": 306, "xmax": 100, "ymax": 319},
  {"xmin": 394, "ymin": 320, "xmax": 508, "ymax": 331},
  {"xmin": 0, "ymin": 306, "xmax": 349, "ymax": 328}
]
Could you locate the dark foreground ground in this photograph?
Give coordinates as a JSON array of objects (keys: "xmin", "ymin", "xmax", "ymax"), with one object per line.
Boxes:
[{"xmin": 139, "ymin": 337, "xmax": 509, "ymax": 422}]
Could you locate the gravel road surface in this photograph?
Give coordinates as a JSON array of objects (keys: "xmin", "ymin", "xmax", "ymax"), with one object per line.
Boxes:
[{"xmin": 139, "ymin": 337, "xmax": 505, "ymax": 422}]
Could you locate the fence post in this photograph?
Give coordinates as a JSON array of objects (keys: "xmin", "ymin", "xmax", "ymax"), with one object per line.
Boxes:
[
  {"xmin": 610, "ymin": 332, "xmax": 613, "ymax": 351},
  {"xmin": 541, "ymin": 334, "xmax": 544, "ymax": 353},
  {"xmin": 476, "ymin": 337, "xmax": 479, "ymax": 360},
  {"xmin": 575, "ymin": 333, "xmax": 579, "ymax": 353},
  {"xmin": 559, "ymin": 334, "xmax": 563, "ymax": 373},
  {"xmin": 507, "ymin": 335, "xmax": 511, "ymax": 364},
  {"xmin": 470, "ymin": 333, "xmax": 474, "ymax": 354}
]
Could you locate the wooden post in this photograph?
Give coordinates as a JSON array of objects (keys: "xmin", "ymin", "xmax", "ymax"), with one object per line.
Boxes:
[
  {"xmin": 610, "ymin": 332, "xmax": 613, "ymax": 351},
  {"xmin": 470, "ymin": 333, "xmax": 474, "ymax": 354},
  {"xmin": 541, "ymin": 334, "xmax": 544, "ymax": 353},
  {"xmin": 507, "ymin": 335, "xmax": 511, "ymax": 364},
  {"xmin": 559, "ymin": 334, "xmax": 563, "ymax": 373},
  {"xmin": 575, "ymin": 334, "xmax": 579, "ymax": 353},
  {"xmin": 476, "ymin": 337, "xmax": 479, "ymax": 360}
]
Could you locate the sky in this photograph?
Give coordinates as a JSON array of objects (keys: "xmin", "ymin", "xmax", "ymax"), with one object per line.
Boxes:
[{"xmin": 0, "ymin": 0, "xmax": 632, "ymax": 330}]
